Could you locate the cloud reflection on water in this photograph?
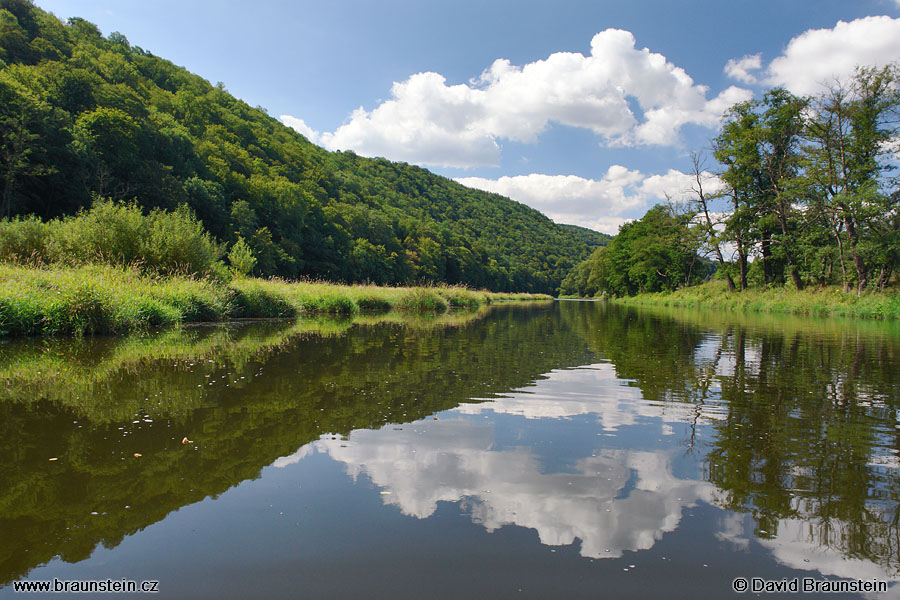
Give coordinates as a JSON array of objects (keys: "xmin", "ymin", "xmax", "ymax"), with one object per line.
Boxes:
[{"xmin": 273, "ymin": 358, "xmax": 900, "ymax": 583}]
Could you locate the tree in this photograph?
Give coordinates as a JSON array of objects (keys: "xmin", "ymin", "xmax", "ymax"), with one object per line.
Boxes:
[
  {"xmin": 757, "ymin": 89, "xmax": 807, "ymax": 291},
  {"xmin": 228, "ymin": 236, "xmax": 256, "ymax": 277},
  {"xmin": 71, "ymin": 107, "xmax": 142, "ymax": 199},
  {"xmin": 0, "ymin": 8, "xmax": 31, "ymax": 64},
  {"xmin": 714, "ymin": 100, "xmax": 760, "ymax": 290},
  {"xmin": 688, "ymin": 151, "xmax": 736, "ymax": 292},
  {"xmin": 804, "ymin": 66, "xmax": 900, "ymax": 294},
  {"xmin": 0, "ymin": 109, "xmax": 38, "ymax": 217},
  {"xmin": 597, "ymin": 205, "xmax": 707, "ymax": 297},
  {"xmin": 714, "ymin": 90, "xmax": 809, "ymax": 291},
  {"xmin": 0, "ymin": 78, "xmax": 55, "ymax": 218}
]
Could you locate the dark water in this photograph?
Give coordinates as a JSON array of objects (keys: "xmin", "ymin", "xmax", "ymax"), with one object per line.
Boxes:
[{"xmin": 2, "ymin": 302, "xmax": 900, "ymax": 598}]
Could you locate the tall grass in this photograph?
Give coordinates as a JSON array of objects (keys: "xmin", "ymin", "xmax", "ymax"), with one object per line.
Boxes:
[
  {"xmin": 0, "ymin": 264, "xmax": 552, "ymax": 336},
  {"xmin": 617, "ymin": 280, "xmax": 900, "ymax": 320},
  {"xmin": 0, "ymin": 263, "xmax": 229, "ymax": 336}
]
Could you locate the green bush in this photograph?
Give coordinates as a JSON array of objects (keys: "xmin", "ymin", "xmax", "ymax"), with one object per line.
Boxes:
[
  {"xmin": 0, "ymin": 216, "xmax": 52, "ymax": 263},
  {"xmin": 0, "ymin": 200, "xmax": 225, "ymax": 277},
  {"xmin": 142, "ymin": 204, "xmax": 225, "ymax": 275},
  {"xmin": 228, "ymin": 237, "xmax": 257, "ymax": 277}
]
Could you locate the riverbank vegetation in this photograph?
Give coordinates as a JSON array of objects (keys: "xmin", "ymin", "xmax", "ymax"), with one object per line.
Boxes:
[
  {"xmin": 0, "ymin": 262, "xmax": 549, "ymax": 336},
  {"xmin": 0, "ymin": 1, "xmax": 606, "ymax": 294},
  {"xmin": 615, "ymin": 280, "xmax": 900, "ymax": 319},
  {"xmin": 562, "ymin": 64, "xmax": 900, "ymax": 315}
]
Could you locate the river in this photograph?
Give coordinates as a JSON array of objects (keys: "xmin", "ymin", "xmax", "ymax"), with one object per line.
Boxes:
[{"xmin": 1, "ymin": 301, "xmax": 899, "ymax": 598}]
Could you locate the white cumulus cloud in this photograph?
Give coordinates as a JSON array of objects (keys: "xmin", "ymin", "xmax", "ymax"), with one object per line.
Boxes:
[
  {"xmin": 290, "ymin": 30, "xmax": 750, "ymax": 168},
  {"xmin": 765, "ymin": 16, "xmax": 900, "ymax": 96},
  {"xmin": 456, "ymin": 166, "xmax": 722, "ymax": 234},
  {"xmin": 724, "ymin": 54, "xmax": 762, "ymax": 84}
]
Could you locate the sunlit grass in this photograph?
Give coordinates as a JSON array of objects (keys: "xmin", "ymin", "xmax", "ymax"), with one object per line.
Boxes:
[
  {"xmin": 617, "ymin": 280, "xmax": 900, "ymax": 320},
  {"xmin": 0, "ymin": 263, "xmax": 228, "ymax": 336},
  {"xmin": 0, "ymin": 264, "xmax": 552, "ymax": 336}
]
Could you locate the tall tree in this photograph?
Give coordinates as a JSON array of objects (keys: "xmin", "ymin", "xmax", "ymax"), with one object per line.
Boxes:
[
  {"xmin": 714, "ymin": 100, "xmax": 760, "ymax": 290},
  {"xmin": 757, "ymin": 88, "xmax": 807, "ymax": 290},
  {"xmin": 688, "ymin": 151, "xmax": 736, "ymax": 292},
  {"xmin": 804, "ymin": 66, "xmax": 900, "ymax": 294},
  {"xmin": 715, "ymin": 90, "xmax": 810, "ymax": 291},
  {"xmin": 578, "ymin": 204, "xmax": 707, "ymax": 298}
]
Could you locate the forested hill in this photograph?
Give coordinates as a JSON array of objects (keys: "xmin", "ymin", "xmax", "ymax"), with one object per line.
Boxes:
[
  {"xmin": 557, "ymin": 224, "xmax": 612, "ymax": 250},
  {"xmin": 0, "ymin": 1, "xmax": 607, "ymax": 293}
]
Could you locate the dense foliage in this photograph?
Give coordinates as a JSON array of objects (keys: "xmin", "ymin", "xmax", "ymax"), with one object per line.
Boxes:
[
  {"xmin": 560, "ymin": 204, "xmax": 712, "ymax": 297},
  {"xmin": 712, "ymin": 76, "xmax": 899, "ymax": 294},
  {"xmin": 563, "ymin": 67, "xmax": 899, "ymax": 298},
  {"xmin": 0, "ymin": 0, "xmax": 605, "ymax": 293},
  {"xmin": 0, "ymin": 200, "xmax": 225, "ymax": 275}
]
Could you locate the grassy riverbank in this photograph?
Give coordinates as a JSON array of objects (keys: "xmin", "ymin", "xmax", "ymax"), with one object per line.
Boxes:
[
  {"xmin": 614, "ymin": 280, "xmax": 900, "ymax": 320},
  {"xmin": 0, "ymin": 263, "xmax": 550, "ymax": 336}
]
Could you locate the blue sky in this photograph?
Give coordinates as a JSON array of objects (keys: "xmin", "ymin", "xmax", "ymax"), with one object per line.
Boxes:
[{"xmin": 35, "ymin": 0, "xmax": 900, "ymax": 232}]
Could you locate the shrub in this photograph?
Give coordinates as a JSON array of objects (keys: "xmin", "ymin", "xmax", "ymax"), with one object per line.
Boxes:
[
  {"xmin": 0, "ymin": 199, "xmax": 225, "ymax": 277},
  {"xmin": 228, "ymin": 237, "xmax": 257, "ymax": 277},
  {"xmin": 142, "ymin": 204, "xmax": 225, "ymax": 275},
  {"xmin": 0, "ymin": 216, "xmax": 51, "ymax": 263}
]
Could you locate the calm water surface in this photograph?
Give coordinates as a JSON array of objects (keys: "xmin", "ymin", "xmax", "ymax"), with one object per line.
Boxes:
[{"xmin": 2, "ymin": 302, "xmax": 900, "ymax": 598}]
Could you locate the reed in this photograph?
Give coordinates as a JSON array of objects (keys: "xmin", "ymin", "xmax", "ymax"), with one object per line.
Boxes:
[
  {"xmin": 616, "ymin": 281, "xmax": 900, "ymax": 320},
  {"xmin": 0, "ymin": 264, "xmax": 552, "ymax": 337}
]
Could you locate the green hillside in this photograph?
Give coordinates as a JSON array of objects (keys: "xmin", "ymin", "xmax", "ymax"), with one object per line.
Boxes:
[
  {"xmin": 557, "ymin": 224, "xmax": 612, "ymax": 250},
  {"xmin": 0, "ymin": 0, "xmax": 605, "ymax": 293}
]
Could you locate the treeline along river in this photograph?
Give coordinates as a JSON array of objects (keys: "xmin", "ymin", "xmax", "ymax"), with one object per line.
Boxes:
[{"xmin": 1, "ymin": 302, "xmax": 900, "ymax": 598}]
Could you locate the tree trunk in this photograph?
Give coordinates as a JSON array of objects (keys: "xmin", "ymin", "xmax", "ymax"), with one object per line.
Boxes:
[
  {"xmin": 710, "ymin": 240, "xmax": 735, "ymax": 291},
  {"xmin": 691, "ymin": 155, "xmax": 735, "ymax": 292},
  {"xmin": 728, "ymin": 192, "xmax": 748, "ymax": 292},
  {"xmin": 777, "ymin": 203, "xmax": 803, "ymax": 291},
  {"xmin": 843, "ymin": 214, "xmax": 867, "ymax": 295},
  {"xmin": 879, "ymin": 264, "xmax": 893, "ymax": 290},
  {"xmin": 853, "ymin": 254, "xmax": 867, "ymax": 295},
  {"xmin": 723, "ymin": 264, "xmax": 736, "ymax": 292},
  {"xmin": 685, "ymin": 254, "xmax": 696, "ymax": 287},
  {"xmin": 761, "ymin": 237, "xmax": 773, "ymax": 284},
  {"xmin": 790, "ymin": 267, "xmax": 804, "ymax": 291},
  {"xmin": 833, "ymin": 225, "xmax": 849, "ymax": 292},
  {"xmin": 737, "ymin": 243, "xmax": 748, "ymax": 291}
]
